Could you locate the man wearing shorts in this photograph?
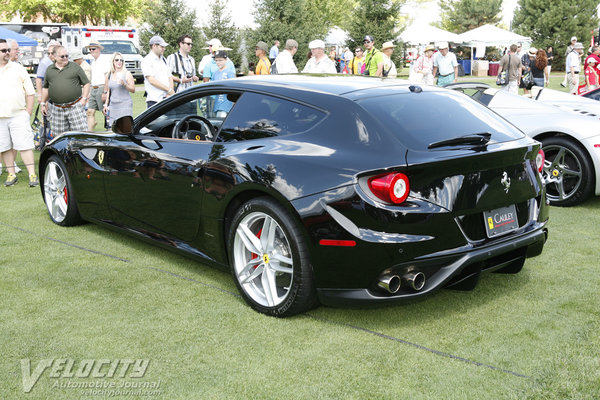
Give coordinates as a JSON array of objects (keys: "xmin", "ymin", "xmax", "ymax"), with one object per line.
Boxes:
[
  {"xmin": 85, "ymin": 41, "xmax": 110, "ymax": 130},
  {"xmin": 0, "ymin": 39, "xmax": 38, "ymax": 186},
  {"xmin": 40, "ymin": 45, "xmax": 90, "ymax": 137}
]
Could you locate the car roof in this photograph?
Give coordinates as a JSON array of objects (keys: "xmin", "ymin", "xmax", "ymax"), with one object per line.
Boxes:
[{"xmin": 205, "ymin": 74, "xmax": 430, "ymax": 98}]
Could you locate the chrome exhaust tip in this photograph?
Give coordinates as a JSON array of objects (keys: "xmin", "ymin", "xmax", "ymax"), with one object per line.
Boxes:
[
  {"xmin": 403, "ymin": 271, "xmax": 426, "ymax": 291},
  {"xmin": 377, "ymin": 275, "xmax": 401, "ymax": 294}
]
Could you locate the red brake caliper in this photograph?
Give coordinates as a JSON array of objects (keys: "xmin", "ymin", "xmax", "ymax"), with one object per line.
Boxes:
[
  {"xmin": 63, "ymin": 187, "xmax": 68, "ymax": 203},
  {"xmin": 250, "ymin": 229, "xmax": 262, "ymax": 269}
]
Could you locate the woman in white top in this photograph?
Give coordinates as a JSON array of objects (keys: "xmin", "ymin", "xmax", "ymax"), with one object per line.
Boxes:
[
  {"xmin": 103, "ymin": 52, "xmax": 135, "ymax": 125},
  {"xmin": 412, "ymin": 44, "xmax": 435, "ymax": 85}
]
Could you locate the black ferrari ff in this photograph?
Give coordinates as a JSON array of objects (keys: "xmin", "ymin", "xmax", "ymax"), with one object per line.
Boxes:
[{"xmin": 40, "ymin": 75, "xmax": 548, "ymax": 317}]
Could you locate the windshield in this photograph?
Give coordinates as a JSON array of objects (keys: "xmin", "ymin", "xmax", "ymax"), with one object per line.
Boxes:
[
  {"xmin": 357, "ymin": 90, "xmax": 524, "ymax": 151},
  {"xmin": 99, "ymin": 40, "xmax": 138, "ymax": 54}
]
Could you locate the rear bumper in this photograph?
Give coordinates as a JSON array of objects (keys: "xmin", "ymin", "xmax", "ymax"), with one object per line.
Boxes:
[{"xmin": 317, "ymin": 225, "xmax": 547, "ymax": 307}]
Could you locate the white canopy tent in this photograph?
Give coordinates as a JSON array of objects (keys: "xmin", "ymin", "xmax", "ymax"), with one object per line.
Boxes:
[
  {"xmin": 456, "ymin": 24, "xmax": 532, "ymax": 47},
  {"xmin": 399, "ymin": 23, "xmax": 461, "ymax": 45},
  {"xmin": 325, "ymin": 27, "xmax": 349, "ymax": 46},
  {"xmin": 456, "ymin": 24, "xmax": 532, "ymax": 75}
]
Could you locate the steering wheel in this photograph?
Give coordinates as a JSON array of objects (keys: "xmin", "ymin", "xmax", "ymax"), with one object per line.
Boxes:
[{"xmin": 172, "ymin": 115, "xmax": 216, "ymax": 141}]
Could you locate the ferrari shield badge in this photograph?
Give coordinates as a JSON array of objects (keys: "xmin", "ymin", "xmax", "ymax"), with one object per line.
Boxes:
[{"xmin": 98, "ymin": 150, "xmax": 104, "ymax": 165}]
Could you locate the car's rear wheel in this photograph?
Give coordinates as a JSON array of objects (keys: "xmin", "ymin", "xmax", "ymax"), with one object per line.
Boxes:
[
  {"xmin": 43, "ymin": 155, "xmax": 83, "ymax": 226},
  {"xmin": 228, "ymin": 197, "xmax": 317, "ymax": 317},
  {"xmin": 541, "ymin": 137, "xmax": 594, "ymax": 207}
]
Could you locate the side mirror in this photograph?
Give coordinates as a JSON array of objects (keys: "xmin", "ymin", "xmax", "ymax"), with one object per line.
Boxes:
[{"xmin": 112, "ymin": 116, "xmax": 134, "ymax": 135}]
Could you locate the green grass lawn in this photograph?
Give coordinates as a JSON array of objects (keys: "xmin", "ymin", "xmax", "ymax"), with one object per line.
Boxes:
[{"xmin": 2, "ymin": 74, "xmax": 599, "ymax": 399}]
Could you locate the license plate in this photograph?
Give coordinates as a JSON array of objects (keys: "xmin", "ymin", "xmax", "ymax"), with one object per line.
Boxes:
[{"xmin": 483, "ymin": 205, "xmax": 519, "ymax": 238}]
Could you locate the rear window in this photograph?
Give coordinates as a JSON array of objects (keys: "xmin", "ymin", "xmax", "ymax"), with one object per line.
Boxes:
[{"xmin": 357, "ymin": 90, "xmax": 525, "ymax": 150}]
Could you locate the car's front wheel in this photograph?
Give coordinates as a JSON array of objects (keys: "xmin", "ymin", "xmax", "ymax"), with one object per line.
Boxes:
[
  {"xmin": 541, "ymin": 137, "xmax": 594, "ymax": 207},
  {"xmin": 228, "ymin": 197, "xmax": 317, "ymax": 317},
  {"xmin": 43, "ymin": 155, "xmax": 83, "ymax": 226}
]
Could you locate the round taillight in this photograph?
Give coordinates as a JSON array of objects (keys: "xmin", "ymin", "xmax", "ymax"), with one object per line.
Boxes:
[
  {"xmin": 368, "ymin": 173, "xmax": 410, "ymax": 204},
  {"xmin": 536, "ymin": 149, "xmax": 545, "ymax": 173}
]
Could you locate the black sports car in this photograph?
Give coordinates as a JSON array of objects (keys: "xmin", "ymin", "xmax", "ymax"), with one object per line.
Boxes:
[{"xmin": 40, "ymin": 75, "xmax": 549, "ymax": 317}]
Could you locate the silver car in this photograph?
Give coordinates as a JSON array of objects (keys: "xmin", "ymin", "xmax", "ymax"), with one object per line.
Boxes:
[{"xmin": 448, "ymin": 82, "xmax": 600, "ymax": 206}]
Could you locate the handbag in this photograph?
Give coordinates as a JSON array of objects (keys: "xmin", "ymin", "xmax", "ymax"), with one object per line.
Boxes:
[
  {"xmin": 496, "ymin": 71, "xmax": 508, "ymax": 86},
  {"xmin": 496, "ymin": 54, "xmax": 510, "ymax": 86},
  {"xmin": 522, "ymin": 70, "xmax": 533, "ymax": 87}
]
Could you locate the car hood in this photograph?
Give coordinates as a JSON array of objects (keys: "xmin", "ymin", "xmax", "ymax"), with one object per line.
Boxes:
[{"xmin": 532, "ymin": 87, "xmax": 600, "ymax": 119}]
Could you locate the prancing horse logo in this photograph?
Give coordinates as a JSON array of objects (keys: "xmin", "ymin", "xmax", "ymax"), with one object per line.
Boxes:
[{"xmin": 501, "ymin": 171, "xmax": 511, "ymax": 193}]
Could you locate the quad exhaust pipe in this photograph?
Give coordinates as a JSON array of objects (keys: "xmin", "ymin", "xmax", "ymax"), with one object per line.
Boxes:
[{"xmin": 378, "ymin": 272, "xmax": 426, "ymax": 294}]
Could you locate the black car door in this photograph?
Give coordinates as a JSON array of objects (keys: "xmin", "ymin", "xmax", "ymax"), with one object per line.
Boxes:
[{"xmin": 102, "ymin": 94, "xmax": 229, "ymax": 243}]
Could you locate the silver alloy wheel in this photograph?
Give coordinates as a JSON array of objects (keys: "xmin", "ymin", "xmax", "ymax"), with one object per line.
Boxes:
[
  {"xmin": 44, "ymin": 160, "xmax": 68, "ymax": 223},
  {"xmin": 542, "ymin": 144, "xmax": 582, "ymax": 203},
  {"xmin": 232, "ymin": 211, "xmax": 294, "ymax": 308}
]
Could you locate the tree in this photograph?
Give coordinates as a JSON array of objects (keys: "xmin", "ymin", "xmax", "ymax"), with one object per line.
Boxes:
[
  {"xmin": 0, "ymin": 0, "xmax": 148, "ymax": 25},
  {"xmin": 438, "ymin": 0, "xmax": 502, "ymax": 33},
  {"xmin": 201, "ymin": 0, "xmax": 243, "ymax": 72},
  {"xmin": 249, "ymin": 0, "xmax": 325, "ymax": 72},
  {"xmin": 305, "ymin": 0, "xmax": 358, "ymax": 31},
  {"xmin": 346, "ymin": 0, "xmax": 404, "ymax": 65},
  {"xmin": 512, "ymin": 0, "xmax": 599, "ymax": 71},
  {"xmin": 140, "ymin": 0, "xmax": 203, "ymax": 62}
]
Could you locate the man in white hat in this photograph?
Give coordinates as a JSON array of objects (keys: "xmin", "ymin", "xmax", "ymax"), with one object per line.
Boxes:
[
  {"xmin": 432, "ymin": 42, "xmax": 458, "ymax": 86},
  {"xmin": 141, "ymin": 35, "xmax": 174, "ymax": 108},
  {"xmin": 302, "ymin": 39, "xmax": 336, "ymax": 73},
  {"xmin": 561, "ymin": 36, "xmax": 578, "ymax": 87},
  {"xmin": 381, "ymin": 41, "xmax": 397, "ymax": 78},
  {"xmin": 69, "ymin": 49, "xmax": 91, "ymax": 82},
  {"xmin": 566, "ymin": 42, "xmax": 584, "ymax": 94},
  {"xmin": 199, "ymin": 38, "xmax": 221, "ymax": 81},
  {"xmin": 84, "ymin": 40, "xmax": 110, "ymax": 130}
]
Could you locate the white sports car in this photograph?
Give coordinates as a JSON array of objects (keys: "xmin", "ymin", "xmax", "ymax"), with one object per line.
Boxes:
[{"xmin": 447, "ymin": 83, "xmax": 600, "ymax": 206}]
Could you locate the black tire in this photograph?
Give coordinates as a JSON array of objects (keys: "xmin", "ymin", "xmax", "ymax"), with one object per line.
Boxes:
[
  {"xmin": 228, "ymin": 197, "xmax": 318, "ymax": 317},
  {"xmin": 541, "ymin": 137, "xmax": 594, "ymax": 207},
  {"xmin": 42, "ymin": 155, "xmax": 83, "ymax": 226}
]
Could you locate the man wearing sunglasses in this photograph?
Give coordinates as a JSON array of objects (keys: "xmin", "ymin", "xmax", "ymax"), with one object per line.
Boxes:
[
  {"xmin": 0, "ymin": 39, "xmax": 38, "ymax": 187},
  {"xmin": 84, "ymin": 41, "xmax": 110, "ymax": 131},
  {"xmin": 167, "ymin": 34, "xmax": 199, "ymax": 93},
  {"xmin": 362, "ymin": 35, "xmax": 383, "ymax": 77},
  {"xmin": 40, "ymin": 45, "xmax": 90, "ymax": 138}
]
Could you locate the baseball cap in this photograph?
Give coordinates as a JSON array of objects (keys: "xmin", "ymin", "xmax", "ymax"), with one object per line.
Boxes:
[
  {"xmin": 149, "ymin": 36, "xmax": 168, "ymax": 47},
  {"xmin": 364, "ymin": 35, "xmax": 374, "ymax": 43},
  {"xmin": 213, "ymin": 50, "xmax": 228, "ymax": 59},
  {"xmin": 571, "ymin": 36, "xmax": 577, "ymax": 41},
  {"xmin": 285, "ymin": 39, "xmax": 298, "ymax": 49},
  {"xmin": 308, "ymin": 39, "xmax": 325, "ymax": 49}
]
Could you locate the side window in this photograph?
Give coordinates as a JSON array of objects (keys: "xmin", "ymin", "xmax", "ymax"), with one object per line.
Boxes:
[
  {"xmin": 218, "ymin": 92, "xmax": 326, "ymax": 142},
  {"xmin": 138, "ymin": 92, "xmax": 241, "ymax": 140}
]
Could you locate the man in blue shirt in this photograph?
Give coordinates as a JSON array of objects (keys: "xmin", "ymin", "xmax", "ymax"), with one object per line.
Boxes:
[{"xmin": 269, "ymin": 40, "xmax": 280, "ymax": 63}]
